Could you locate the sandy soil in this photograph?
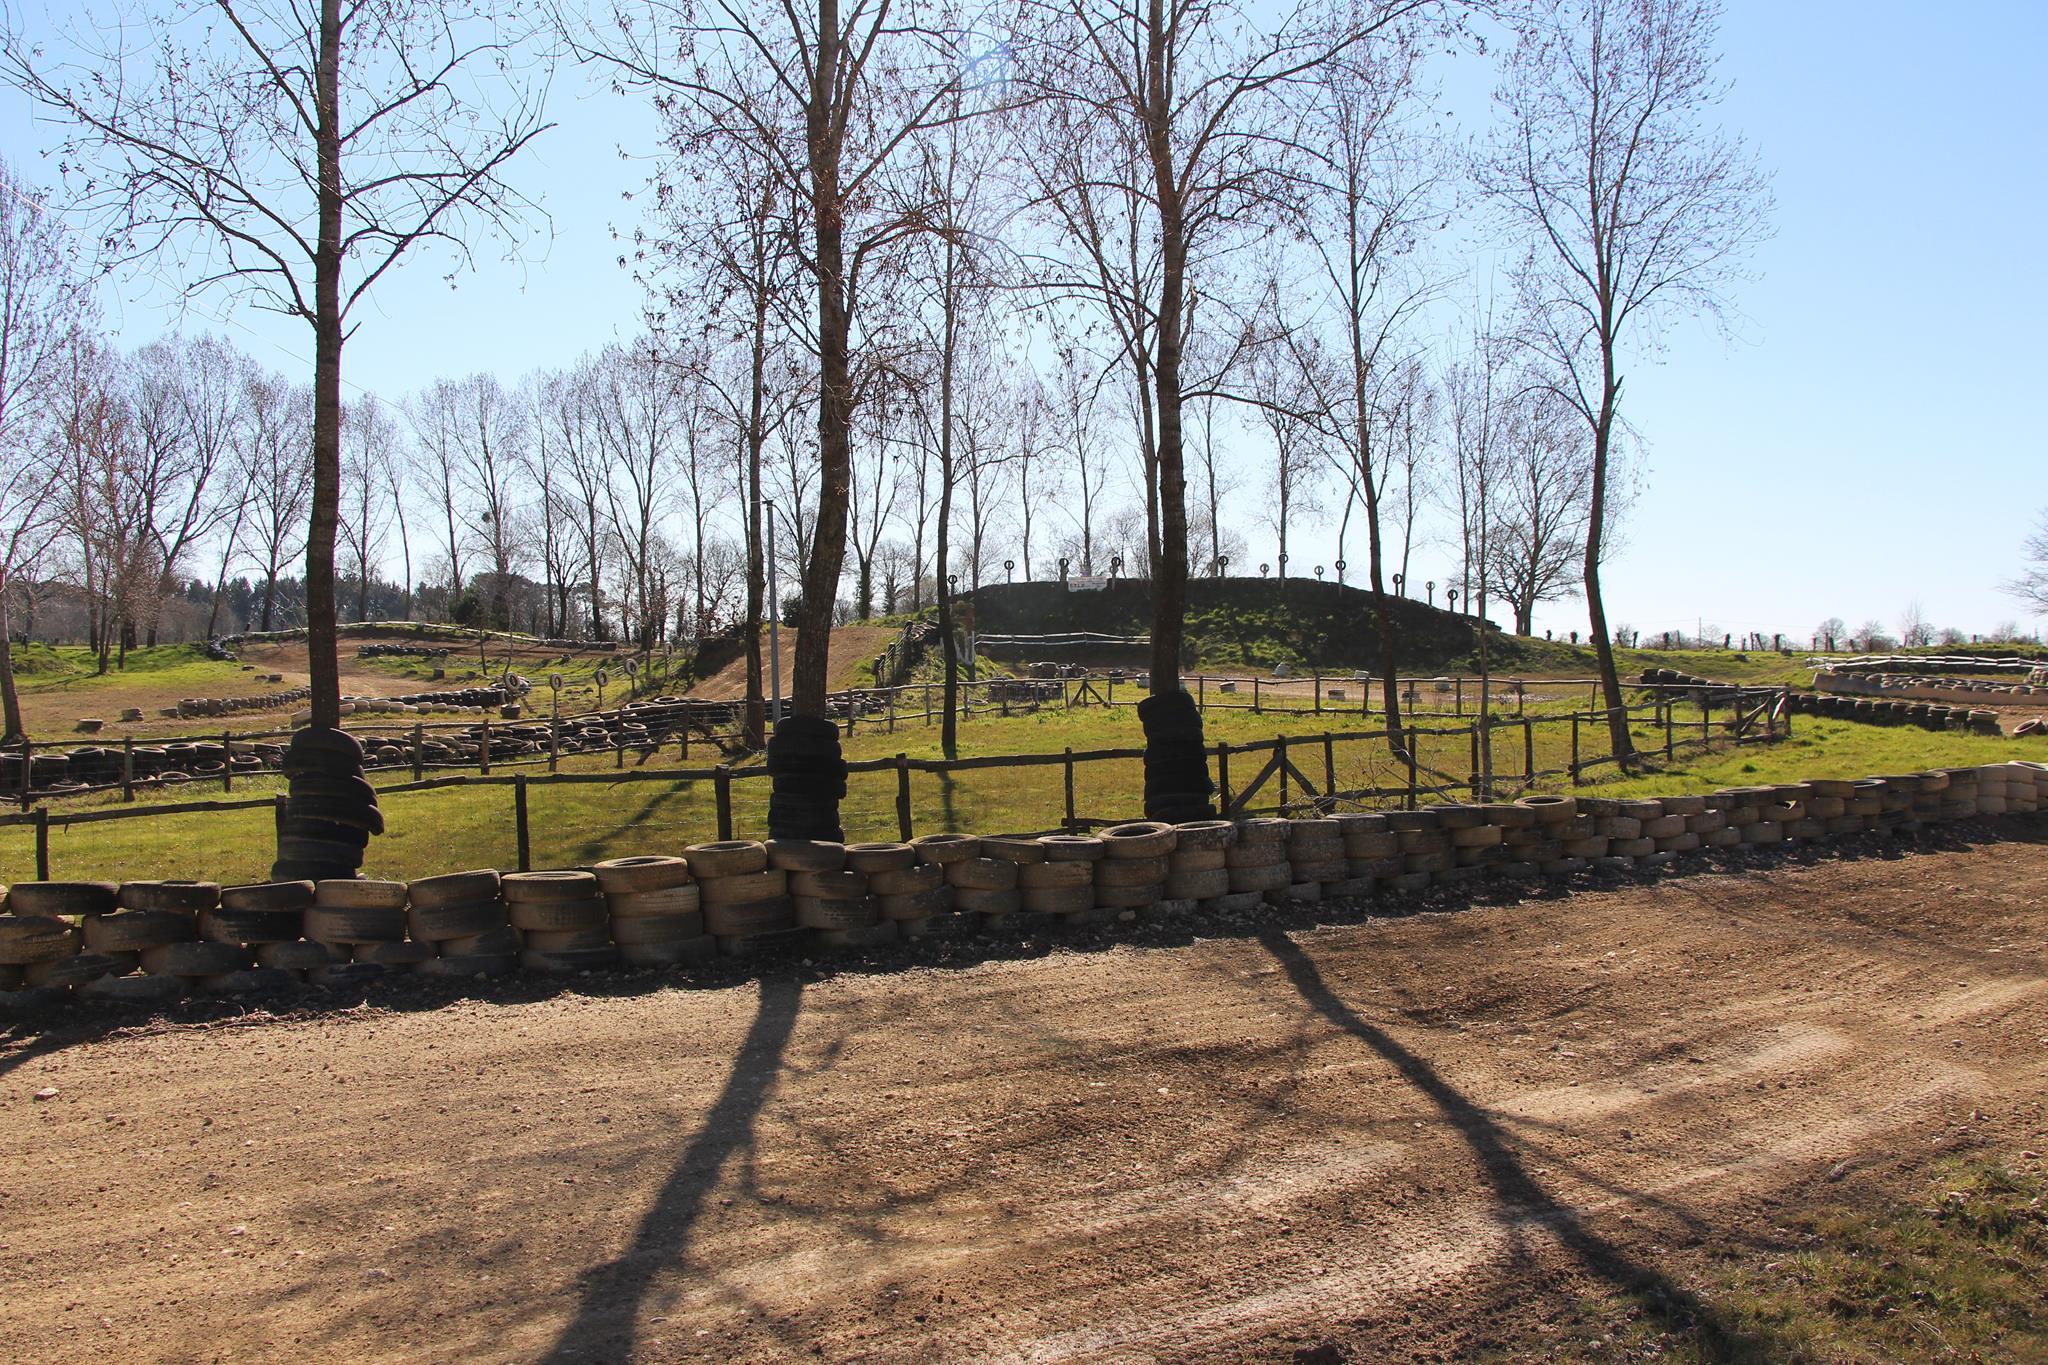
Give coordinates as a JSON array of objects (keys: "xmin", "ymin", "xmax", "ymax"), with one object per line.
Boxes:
[
  {"xmin": 685, "ymin": 626, "xmax": 897, "ymax": 702},
  {"xmin": 2, "ymin": 841, "xmax": 2045, "ymax": 1362}
]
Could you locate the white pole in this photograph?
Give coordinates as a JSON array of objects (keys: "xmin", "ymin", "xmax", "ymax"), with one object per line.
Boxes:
[{"xmin": 767, "ymin": 502, "xmax": 783, "ymax": 726}]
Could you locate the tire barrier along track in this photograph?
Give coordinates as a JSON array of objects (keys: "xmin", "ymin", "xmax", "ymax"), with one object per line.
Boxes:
[{"xmin": 6, "ymin": 761, "xmax": 2044, "ymax": 1008}]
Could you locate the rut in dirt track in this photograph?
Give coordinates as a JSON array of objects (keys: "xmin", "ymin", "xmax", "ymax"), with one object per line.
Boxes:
[{"xmin": 2, "ymin": 838, "xmax": 2045, "ymax": 1362}]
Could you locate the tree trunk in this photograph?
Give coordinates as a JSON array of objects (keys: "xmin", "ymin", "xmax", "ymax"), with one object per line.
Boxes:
[
  {"xmin": 0, "ymin": 579, "xmax": 23, "ymax": 743},
  {"xmin": 304, "ymin": 0, "xmax": 344, "ymax": 731},
  {"xmin": 790, "ymin": 27, "xmax": 859, "ymax": 722},
  {"xmin": 1584, "ymin": 397, "xmax": 1630, "ymax": 767}
]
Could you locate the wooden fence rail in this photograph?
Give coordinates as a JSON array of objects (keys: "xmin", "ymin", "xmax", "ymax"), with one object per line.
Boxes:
[{"xmin": 3, "ymin": 690, "xmax": 1792, "ymax": 878}]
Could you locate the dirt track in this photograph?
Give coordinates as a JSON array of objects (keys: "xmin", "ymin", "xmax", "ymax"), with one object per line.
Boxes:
[
  {"xmin": 684, "ymin": 625, "xmax": 896, "ymax": 701},
  {"xmin": 3, "ymin": 841, "xmax": 2046, "ymax": 1362}
]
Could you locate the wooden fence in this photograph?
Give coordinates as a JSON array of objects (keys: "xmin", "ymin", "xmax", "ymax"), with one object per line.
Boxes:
[{"xmin": 0, "ymin": 688, "xmax": 1793, "ymax": 880}]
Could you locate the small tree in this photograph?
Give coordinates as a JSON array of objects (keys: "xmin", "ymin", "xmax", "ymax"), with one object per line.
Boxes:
[
  {"xmin": 0, "ymin": 157, "xmax": 87, "ymax": 740},
  {"xmin": 2003, "ymin": 512, "xmax": 2048, "ymax": 617},
  {"xmin": 1481, "ymin": 0, "xmax": 1770, "ymax": 769},
  {"xmin": 8, "ymin": 0, "xmax": 552, "ymax": 774}
]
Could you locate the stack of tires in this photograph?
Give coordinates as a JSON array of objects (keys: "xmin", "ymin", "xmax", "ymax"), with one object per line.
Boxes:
[
  {"xmin": 405, "ymin": 870, "xmax": 518, "ymax": 977},
  {"xmin": 1138, "ymin": 691, "xmax": 1213, "ymax": 824},
  {"xmin": 1225, "ymin": 818, "xmax": 1291, "ymax": 898},
  {"xmin": 765, "ymin": 716, "xmax": 848, "ymax": 842},
  {"xmin": 504, "ymin": 871, "xmax": 616, "ymax": 973},
  {"xmin": 688, "ymin": 840, "xmax": 800, "ymax": 953},
  {"xmin": 196, "ymin": 881, "xmax": 314, "ymax": 991},
  {"xmin": 3, "ymin": 882, "xmax": 111, "ymax": 997},
  {"xmin": 1016, "ymin": 834, "xmax": 1101, "ymax": 919},
  {"xmin": 302, "ymin": 879, "xmax": 409, "ymax": 983},
  {"xmin": 1512, "ymin": 796, "xmax": 1583, "ymax": 873},
  {"xmin": 115, "ymin": 880, "xmax": 239, "ymax": 996},
  {"xmin": 274, "ymin": 726, "xmax": 381, "ymax": 884},
  {"xmin": 1282, "ymin": 819, "xmax": 1344, "ymax": 901},
  {"xmin": 1388, "ymin": 811, "xmax": 1449, "ymax": 891},
  {"xmin": 859, "ymin": 841, "xmax": 949, "ymax": 935},
  {"xmin": 943, "ymin": 848, "xmax": 1019, "ymax": 923},
  {"xmin": 775, "ymin": 839, "xmax": 890, "ymax": 949},
  {"xmin": 594, "ymin": 855, "xmax": 711, "ymax": 967},
  {"xmin": 1164, "ymin": 820, "xmax": 1237, "ymax": 907},
  {"xmin": 1336, "ymin": 812, "xmax": 1406, "ymax": 886},
  {"xmin": 1093, "ymin": 821, "xmax": 1175, "ymax": 919}
]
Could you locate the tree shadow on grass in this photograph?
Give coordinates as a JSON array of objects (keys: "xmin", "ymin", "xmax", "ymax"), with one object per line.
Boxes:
[
  {"xmin": 1253, "ymin": 927, "xmax": 1789, "ymax": 1362},
  {"xmin": 540, "ymin": 974, "xmax": 803, "ymax": 1362}
]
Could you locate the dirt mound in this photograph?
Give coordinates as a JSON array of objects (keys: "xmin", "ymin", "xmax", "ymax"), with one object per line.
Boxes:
[
  {"xmin": 686, "ymin": 625, "xmax": 895, "ymax": 701},
  {"xmin": 3, "ymin": 841, "xmax": 2043, "ymax": 1360}
]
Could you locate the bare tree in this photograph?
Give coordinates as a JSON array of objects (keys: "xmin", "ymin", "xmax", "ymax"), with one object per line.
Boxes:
[
  {"xmin": 5, "ymin": 0, "xmax": 553, "ymax": 868},
  {"xmin": 0, "ymin": 159, "xmax": 87, "ymax": 739},
  {"xmin": 576, "ymin": 0, "xmax": 979, "ymax": 841},
  {"xmin": 2002, "ymin": 513, "xmax": 2048, "ymax": 617},
  {"xmin": 238, "ymin": 371, "xmax": 313, "ymax": 632},
  {"xmin": 1482, "ymin": 0, "xmax": 1770, "ymax": 767},
  {"xmin": 1486, "ymin": 388, "xmax": 1590, "ymax": 634},
  {"xmin": 338, "ymin": 399, "xmax": 399, "ymax": 622},
  {"xmin": 1896, "ymin": 601, "xmax": 1934, "ymax": 649},
  {"xmin": 1025, "ymin": 0, "xmax": 1435, "ymax": 821}
]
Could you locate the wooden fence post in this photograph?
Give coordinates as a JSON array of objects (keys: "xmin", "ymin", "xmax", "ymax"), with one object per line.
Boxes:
[
  {"xmin": 1216, "ymin": 741, "xmax": 1231, "ymax": 814},
  {"xmin": 1523, "ymin": 719, "xmax": 1535, "ymax": 783},
  {"xmin": 1063, "ymin": 747, "xmax": 1077, "ymax": 832},
  {"xmin": 481, "ymin": 718, "xmax": 492, "ymax": 776},
  {"xmin": 1323, "ymin": 733, "xmax": 1336, "ymax": 804},
  {"xmin": 222, "ymin": 729, "xmax": 233, "ymax": 793},
  {"xmin": 887, "ymin": 688, "xmax": 896, "ymax": 733},
  {"xmin": 274, "ymin": 793, "xmax": 289, "ymax": 845},
  {"xmin": 34, "ymin": 805, "xmax": 49, "ymax": 880},
  {"xmin": 19, "ymin": 737, "xmax": 31, "ymax": 810},
  {"xmin": 1664, "ymin": 702, "xmax": 1674, "ymax": 760},
  {"xmin": 1252, "ymin": 677, "xmax": 1261, "ymax": 714},
  {"xmin": 1570, "ymin": 713, "xmax": 1582, "ymax": 785},
  {"xmin": 1455, "ymin": 677, "xmax": 1464, "ymax": 716},
  {"xmin": 1197, "ymin": 674, "xmax": 1205, "ymax": 713},
  {"xmin": 923, "ymin": 683, "xmax": 932, "ymax": 725},
  {"xmin": 614, "ymin": 725, "xmax": 624, "ymax": 769},
  {"xmin": 1469, "ymin": 725, "xmax": 1481, "ymax": 798},
  {"xmin": 1313, "ymin": 671, "xmax": 1322, "ymax": 713},
  {"xmin": 514, "ymin": 775, "xmax": 531, "ymax": 872},
  {"xmin": 896, "ymin": 754, "xmax": 913, "ymax": 840},
  {"xmin": 1406, "ymin": 741, "xmax": 1418, "ymax": 810},
  {"xmin": 1277, "ymin": 734, "xmax": 1290, "ymax": 811},
  {"xmin": 414, "ymin": 722, "xmax": 426, "ymax": 781},
  {"xmin": 122, "ymin": 737, "xmax": 134, "ymax": 803},
  {"xmin": 714, "ymin": 765, "xmax": 733, "ymax": 841}
]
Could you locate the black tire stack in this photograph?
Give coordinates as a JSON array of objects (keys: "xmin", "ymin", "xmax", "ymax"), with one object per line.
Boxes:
[
  {"xmin": 273, "ymin": 726, "xmax": 383, "ymax": 884},
  {"xmin": 1138, "ymin": 690, "xmax": 1214, "ymax": 824},
  {"xmin": 765, "ymin": 715, "xmax": 848, "ymax": 842}
]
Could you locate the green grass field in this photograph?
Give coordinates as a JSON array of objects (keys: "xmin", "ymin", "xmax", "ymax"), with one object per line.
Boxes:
[{"xmin": 2, "ymin": 681, "xmax": 2031, "ymax": 886}]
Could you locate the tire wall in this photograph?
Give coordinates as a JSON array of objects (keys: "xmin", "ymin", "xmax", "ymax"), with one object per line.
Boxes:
[{"xmin": 7, "ymin": 763, "xmax": 2045, "ymax": 1007}]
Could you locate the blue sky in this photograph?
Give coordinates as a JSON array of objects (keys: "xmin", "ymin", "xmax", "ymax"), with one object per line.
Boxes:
[{"xmin": 3, "ymin": 1, "xmax": 2043, "ymax": 646}]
